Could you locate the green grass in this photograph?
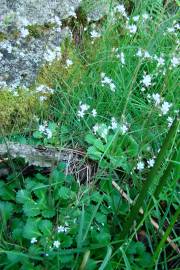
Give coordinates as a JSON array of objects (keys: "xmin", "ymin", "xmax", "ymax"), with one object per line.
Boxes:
[{"xmin": 0, "ymin": 0, "xmax": 179, "ymax": 269}]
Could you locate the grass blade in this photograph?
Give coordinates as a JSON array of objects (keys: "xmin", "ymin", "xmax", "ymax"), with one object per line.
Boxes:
[{"xmin": 120, "ymin": 118, "xmax": 179, "ymax": 239}]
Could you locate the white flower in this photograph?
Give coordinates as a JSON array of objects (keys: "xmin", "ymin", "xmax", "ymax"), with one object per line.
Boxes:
[
  {"xmin": 39, "ymin": 124, "xmax": 46, "ymax": 132},
  {"xmin": 80, "ymin": 104, "xmax": 90, "ymax": 112},
  {"xmin": 152, "ymin": 93, "xmax": 161, "ymax": 105},
  {"xmin": 77, "ymin": 103, "xmax": 90, "ymax": 118},
  {"xmin": 167, "ymin": 116, "xmax": 173, "ymax": 127},
  {"xmin": 171, "ymin": 56, "xmax": 179, "ymax": 67},
  {"xmin": 144, "ymin": 51, "xmax": 151, "ymax": 59},
  {"xmin": 36, "ymin": 85, "xmax": 54, "ymax": 94},
  {"xmin": 20, "ymin": 27, "xmax": 29, "ymax": 38},
  {"xmin": 161, "ymin": 101, "xmax": 171, "ymax": 115},
  {"xmin": 90, "ymin": 30, "xmax": 101, "ymax": 39},
  {"xmin": 115, "ymin": 4, "xmax": 127, "ymax": 18},
  {"xmin": 111, "ymin": 117, "xmax": 118, "ymax": 130},
  {"xmin": 136, "ymin": 161, "xmax": 145, "ymax": 171},
  {"xmin": 93, "ymin": 124, "xmax": 99, "ymax": 134},
  {"xmin": 147, "ymin": 158, "xmax": 155, "ymax": 168},
  {"xmin": 44, "ymin": 47, "xmax": 61, "ymax": 63},
  {"xmin": 127, "ymin": 24, "xmax": 137, "ymax": 34},
  {"xmin": 109, "ymin": 82, "xmax": 116, "ymax": 92},
  {"xmin": 39, "ymin": 96, "xmax": 47, "ymax": 102},
  {"xmin": 121, "ymin": 123, "xmax": 128, "ymax": 134},
  {"xmin": 53, "ymin": 240, "xmax": 60, "ymax": 248},
  {"xmin": 57, "ymin": 225, "xmax": 68, "ymax": 233},
  {"xmin": 141, "ymin": 74, "xmax": 152, "ymax": 88},
  {"xmin": 66, "ymin": 59, "xmax": 73, "ymax": 68},
  {"xmin": 167, "ymin": 27, "xmax": 175, "ymax": 33},
  {"xmin": 101, "ymin": 128, "xmax": 108, "ymax": 139},
  {"xmin": 156, "ymin": 56, "xmax": 165, "ymax": 66},
  {"xmin": 142, "ymin": 13, "xmax": 149, "ymax": 20},
  {"xmin": 92, "ymin": 109, "xmax": 97, "ymax": 117},
  {"xmin": 133, "ymin": 15, "xmax": 140, "ymax": 22},
  {"xmin": 118, "ymin": 52, "xmax": 125, "ymax": 65},
  {"xmin": 45, "ymin": 128, "xmax": 53, "ymax": 139},
  {"xmin": 31, "ymin": 237, "xmax": 37, "ymax": 244},
  {"xmin": 136, "ymin": 48, "xmax": 143, "ymax": 57},
  {"xmin": 77, "ymin": 110, "xmax": 85, "ymax": 118}
]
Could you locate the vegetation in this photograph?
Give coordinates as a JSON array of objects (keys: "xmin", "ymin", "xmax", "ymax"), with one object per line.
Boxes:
[{"xmin": 0, "ymin": 0, "xmax": 179, "ymax": 269}]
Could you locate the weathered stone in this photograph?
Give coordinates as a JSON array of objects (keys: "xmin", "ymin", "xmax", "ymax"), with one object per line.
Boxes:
[
  {"xmin": 0, "ymin": 0, "xmax": 81, "ymax": 89},
  {"xmin": 0, "ymin": 0, "xmax": 81, "ymax": 24}
]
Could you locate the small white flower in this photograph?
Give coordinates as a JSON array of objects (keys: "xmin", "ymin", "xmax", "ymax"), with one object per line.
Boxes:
[
  {"xmin": 156, "ymin": 56, "xmax": 165, "ymax": 66},
  {"xmin": 93, "ymin": 124, "xmax": 99, "ymax": 134},
  {"xmin": 137, "ymin": 161, "xmax": 145, "ymax": 171},
  {"xmin": 45, "ymin": 128, "xmax": 53, "ymax": 139},
  {"xmin": 144, "ymin": 51, "xmax": 151, "ymax": 59},
  {"xmin": 53, "ymin": 240, "xmax": 60, "ymax": 248},
  {"xmin": 77, "ymin": 103, "xmax": 90, "ymax": 118},
  {"xmin": 121, "ymin": 124, "xmax": 128, "ymax": 134},
  {"xmin": 167, "ymin": 27, "xmax": 175, "ymax": 33},
  {"xmin": 101, "ymin": 128, "xmax": 108, "ymax": 139},
  {"xmin": 167, "ymin": 116, "xmax": 173, "ymax": 127},
  {"xmin": 66, "ymin": 59, "xmax": 73, "ymax": 68},
  {"xmin": 57, "ymin": 225, "xmax": 68, "ymax": 233},
  {"xmin": 147, "ymin": 158, "xmax": 155, "ymax": 168},
  {"xmin": 133, "ymin": 15, "xmax": 140, "ymax": 22},
  {"xmin": 31, "ymin": 237, "xmax": 37, "ymax": 244},
  {"xmin": 115, "ymin": 4, "xmax": 128, "ymax": 18},
  {"xmin": 111, "ymin": 117, "xmax": 118, "ymax": 130},
  {"xmin": 171, "ymin": 56, "xmax": 179, "ymax": 67},
  {"xmin": 20, "ymin": 27, "xmax": 29, "ymax": 38},
  {"xmin": 161, "ymin": 101, "xmax": 171, "ymax": 115},
  {"xmin": 90, "ymin": 30, "xmax": 101, "ymax": 39},
  {"xmin": 127, "ymin": 24, "xmax": 137, "ymax": 34},
  {"xmin": 92, "ymin": 109, "xmax": 97, "ymax": 117},
  {"xmin": 152, "ymin": 93, "xmax": 161, "ymax": 105},
  {"xmin": 77, "ymin": 110, "xmax": 85, "ymax": 118},
  {"xmin": 141, "ymin": 74, "xmax": 152, "ymax": 88},
  {"xmin": 142, "ymin": 13, "xmax": 149, "ymax": 20},
  {"xmin": 80, "ymin": 104, "xmax": 90, "ymax": 112},
  {"xmin": 136, "ymin": 48, "xmax": 143, "ymax": 57},
  {"xmin": 109, "ymin": 82, "xmax": 116, "ymax": 92},
  {"xmin": 39, "ymin": 124, "xmax": 46, "ymax": 132},
  {"xmin": 119, "ymin": 52, "xmax": 125, "ymax": 65}
]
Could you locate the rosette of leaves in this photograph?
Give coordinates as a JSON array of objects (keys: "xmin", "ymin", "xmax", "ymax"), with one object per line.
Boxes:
[{"xmin": 85, "ymin": 128, "xmax": 138, "ymax": 173}]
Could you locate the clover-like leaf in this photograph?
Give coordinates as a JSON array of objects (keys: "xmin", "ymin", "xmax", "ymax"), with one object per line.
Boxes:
[
  {"xmin": 23, "ymin": 218, "xmax": 42, "ymax": 239},
  {"xmin": 23, "ymin": 201, "xmax": 41, "ymax": 217},
  {"xmin": 39, "ymin": 219, "xmax": 52, "ymax": 236}
]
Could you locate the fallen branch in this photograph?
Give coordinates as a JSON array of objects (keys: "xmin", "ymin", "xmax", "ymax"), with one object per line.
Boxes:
[
  {"xmin": 0, "ymin": 142, "xmax": 85, "ymax": 168},
  {"xmin": 112, "ymin": 180, "xmax": 180, "ymax": 254}
]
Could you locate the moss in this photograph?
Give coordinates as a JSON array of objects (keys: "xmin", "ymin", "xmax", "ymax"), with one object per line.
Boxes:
[
  {"xmin": 0, "ymin": 89, "xmax": 44, "ymax": 133},
  {"xmin": 27, "ymin": 23, "xmax": 53, "ymax": 38},
  {"xmin": 37, "ymin": 40, "xmax": 86, "ymax": 89},
  {"xmin": 0, "ymin": 32, "xmax": 7, "ymax": 42}
]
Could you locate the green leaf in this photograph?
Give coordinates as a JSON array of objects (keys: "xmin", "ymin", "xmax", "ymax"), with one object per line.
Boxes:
[
  {"xmin": 23, "ymin": 201, "xmax": 41, "ymax": 217},
  {"xmin": 91, "ymin": 230, "xmax": 111, "ymax": 245},
  {"xmin": 42, "ymin": 208, "xmax": 56, "ymax": 218},
  {"xmin": 85, "ymin": 133, "xmax": 97, "ymax": 144},
  {"xmin": 58, "ymin": 186, "xmax": 72, "ymax": 200},
  {"xmin": 33, "ymin": 131, "xmax": 43, "ymax": 139},
  {"xmin": 16, "ymin": 189, "xmax": 31, "ymax": 204},
  {"xmin": 99, "ymin": 246, "xmax": 112, "ymax": 270},
  {"xmin": 0, "ymin": 201, "xmax": 14, "ymax": 222},
  {"xmin": 0, "ymin": 181, "xmax": 15, "ymax": 201},
  {"xmin": 23, "ymin": 219, "xmax": 42, "ymax": 239},
  {"xmin": 38, "ymin": 220, "xmax": 52, "ymax": 236},
  {"xmin": 87, "ymin": 146, "xmax": 102, "ymax": 160}
]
